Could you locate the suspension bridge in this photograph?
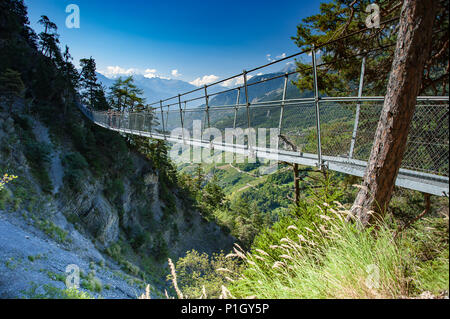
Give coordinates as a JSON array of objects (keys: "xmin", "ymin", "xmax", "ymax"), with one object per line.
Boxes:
[{"xmin": 76, "ymin": 30, "xmax": 449, "ymax": 197}]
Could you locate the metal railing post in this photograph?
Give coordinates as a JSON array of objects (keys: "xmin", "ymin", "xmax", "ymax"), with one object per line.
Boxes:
[
  {"xmin": 243, "ymin": 70, "xmax": 251, "ymax": 129},
  {"xmin": 278, "ymin": 73, "xmax": 289, "ymax": 133},
  {"xmin": 160, "ymin": 100, "xmax": 166, "ymax": 140},
  {"xmin": 233, "ymin": 88, "xmax": 240, "ymax": 129},
  {"xmin": 178, "ymin": 94, "xmax": 185, "ymax": 141},
  {"xmin": 349, "ymin": 56, "xmax": 366, "ymax": 159},
  {"xmin": 204, "ymin": 85, "xmax": 211, "ymax": 129},
  {"xmin": 312, "ymin": 45, "xmax": 323, "ymax": 168},
  {"xmin": 165, "ymin": 105, "xmax": 170, "ymax": 133}
]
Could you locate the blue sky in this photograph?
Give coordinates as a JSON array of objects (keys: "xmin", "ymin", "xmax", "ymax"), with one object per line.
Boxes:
[{"xmin": 25, "ymin": 0, "xmax": 322, "ymax": 86}]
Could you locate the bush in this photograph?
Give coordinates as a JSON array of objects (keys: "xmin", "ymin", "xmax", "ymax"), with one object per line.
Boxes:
[
  {"xmin": 106, "ymin": 243, "xmax": 122, "ymax": 261},
  {"xmin": 104, "ymin": 178, "xmax": 124, "ymax": 203},
  {"xmin": 24, "ymin": 283, "xmax": 94, "ymax": 299},
  {"xmin": 22, "ymin": 139, "xmax": 53, "ymax": 193},
  {"xmin": 0, "ymin": 187, "xmax": 12, "ymax": 210},
  {"xmin": 62, "ymin": 152, "xmax": 89, "ymax": 191},
  {"xmin": 81, "ymin": 270, "xmax": 103, "ymax": 293},
  {"xmin": 36, "ymin": 219, "xmax": 68, "ymax": 243},
  {"xmin": 169, "ymin": 250, "xmax": 242, "ymax": 299},
  {"xmin": 151, "ymin": 232, "xmax": 169, "ymax": 262}
]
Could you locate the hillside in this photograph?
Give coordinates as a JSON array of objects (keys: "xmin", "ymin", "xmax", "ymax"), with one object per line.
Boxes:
[{"xmin": 0, "ymin": 1, "xmax": 234, "ymax": 298}]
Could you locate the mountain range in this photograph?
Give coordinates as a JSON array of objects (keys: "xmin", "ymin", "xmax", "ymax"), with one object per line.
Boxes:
[
  {"xmin": 96, "ymin": 73, "xmax": 199, "ymax": 106},
  {"xmin": 96, "ymin": 63, "xmax": 303, "ymax": 109}
]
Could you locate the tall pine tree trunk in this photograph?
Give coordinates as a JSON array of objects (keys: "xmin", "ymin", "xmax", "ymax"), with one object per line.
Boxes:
[{"xmin": 351, "ymin": 0, "xmax": 437, "ymax": 226}]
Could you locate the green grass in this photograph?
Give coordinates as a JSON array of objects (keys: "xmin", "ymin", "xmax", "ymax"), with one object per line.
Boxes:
[
  {"xmin": 81, "ymin": 270, "xmax": 103, "ymax": 293},
  {"xmin": 5, "ymin": 257, "xmax": 21, "ymax": 270},
  {"xmin": 35, "ymin": 219, "xmax": 69, "ymax": 243},
  {"xmin": 45, "ymin": 270, "xmax": 66, "ymax": 283},
  {"xmin": 228, "ymin": 206, "xmax": 449, "ymax": 299},
  {"xmin": 23, "ymin": 283, "xmax": 94, "ymax": 299},
  {"xmin": 0, "ymin": 188, "xmax": 12, "ymax": 210},
  {"xmin": 27, "ymin": 254, "xmax": 43, "ymax": 262}
]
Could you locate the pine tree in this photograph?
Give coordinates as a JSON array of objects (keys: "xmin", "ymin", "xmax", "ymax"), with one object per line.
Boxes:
[
  {"xmin": 292, "ymin": 0, "xmax": 448, "ymax": 96},
  {"xmin": 203, "ymin": 175, "xmax": 226, "ymax": 209},
  {"xmin": 351, "ymin": 0, "xmax": 438, "ymax": 225},
  {"xmin": 0, "ymin": 68, "xmax": 25, "ymax": 113},
  {"xmin": 79, "ymin": 57, "xmax": 101, "ymax": 107},
  {"xmin": 194, "ymin": 164, "xmax": 205, "ymax": 191},
  {"xmin": 38, "ymin": 15, "xmax": 59, "ymax": 58},
  {"xmin": 108, "ymin": 76, "xmax": 144, "ymax": 112},
  {"xmin": 38, "ymin": 15, "xmax": 57, "ymax": 35}
]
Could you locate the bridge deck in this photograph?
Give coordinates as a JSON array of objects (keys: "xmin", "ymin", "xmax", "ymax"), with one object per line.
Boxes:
[
  {"xmin": 75, "ymin": 41, "xmax": 448, "ymax": 198},
  {"xmin": 91, "ymin": 120, "xmax": 449, "ymax": 197}
]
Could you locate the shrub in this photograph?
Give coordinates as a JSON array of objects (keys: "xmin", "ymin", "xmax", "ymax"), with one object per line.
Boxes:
[
  {"xmin": 168, "ymin": 250, "xmax": 242, "ymax": 299},
  {"xmin": 81, "ymin": 271, "xmax": 103, "ymax": 293},
  {"xmin": 24, "ymin": 283, "xmax": 94, "ymax": 299},
  {"xmin": 104, "ymin": 178, "xmax": 124, "ymax": 203},
  {"xmin": 22, "ymin": 139, "xmax": 53, "ymax": 193},
  {"xmin": 36, "ymin": 219, "xmax": 68, "ymax": 243},
  {"xmin": 151, "ymin": 232, "xmax": 169, "ymax": 262},
  {"xmin": 62, "ymin": 152, "xmax": 89, "ymax": 191}
]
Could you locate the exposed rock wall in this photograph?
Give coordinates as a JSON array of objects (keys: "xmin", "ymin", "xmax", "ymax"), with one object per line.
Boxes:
[{"xmin": 0, "ymin": 104, "xmax": 235, "ymax": 298}]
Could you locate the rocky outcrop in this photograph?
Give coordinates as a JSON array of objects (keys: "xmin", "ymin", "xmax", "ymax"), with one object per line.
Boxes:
[
  {"xmin": 79, "ymin": 194, "xmax": 119, "ymax": 246},
  {"xmin": 0, "ymin": 104, "xmax": 235, "ymax": 298}
]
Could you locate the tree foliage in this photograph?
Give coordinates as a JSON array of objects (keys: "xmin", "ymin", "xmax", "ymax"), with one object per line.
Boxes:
[
  {"xmin": 108, "ymin": 76, "xmax": 145, "ymax": 112},
  {"xmin": 293, "ymin": 0, "xmax": 449, "ymax": 95},
  {"xmin": 0, "ymin": 68, "xmax": 25, "ymax": 111}
]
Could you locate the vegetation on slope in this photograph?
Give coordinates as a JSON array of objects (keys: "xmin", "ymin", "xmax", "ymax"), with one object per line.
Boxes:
[{"xmin": 164, "ymin": 176, "xmax": 449, "ymax": 299}]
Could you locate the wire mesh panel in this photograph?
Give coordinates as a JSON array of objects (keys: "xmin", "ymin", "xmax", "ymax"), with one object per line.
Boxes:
[
  {"xmin": 402, "ymin": 102, "xmax": 449, "ymax": 176},
  {"xmin": 279, "ymin": 103, "xmax": 316, "ymax": 153},
  {"xmin": 131, "ymin": 113, "xmax": 144, "ymax": 132},
  {"xmin": 208, "ymin": 106, "xmax": 239, "ymax": 138},
  {"xmin": 165, "ymin": 109, "xmax": 183, "ymax": 132},
  {"xmin": 319, "ymin": 101, "xmax": 355, "ymax": 158},
  {"xmin": 182, "ymin": 108, "xmax": 208, "ymax": 133},
  {"xmin": 249, "ymin": 104, "xmax": 281, "ymax": 130},
  {"xmin": 152, "ymin": 110, "xmax": 164, "ymax": 132},
  {"xmin": 233, "ymin": 106, "xmax": 250, "ymax": 130},
  {"xmin": 351, "ymin": 102, "xmax": 383, "ymax": 161}
]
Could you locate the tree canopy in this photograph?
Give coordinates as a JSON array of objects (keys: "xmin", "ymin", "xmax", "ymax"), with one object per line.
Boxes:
[
  {"xmin": 108, "ymin": 76, "xmax": 145, "ymax": 112},
  {"xmin": 293, "ymin": 0, "xmax": 449, "ymax": 96}
]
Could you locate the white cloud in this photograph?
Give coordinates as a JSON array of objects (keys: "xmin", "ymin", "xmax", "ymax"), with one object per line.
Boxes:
[
  {"xmin": 189, "ymin": 75, "xmax": 219, "ymax": 87},
  {"xmin": 143, "ymin": 68, "xmax": 157, "ymax": 78},
  {"xmin": 266, "ymin": 53, "xmax": 287, "ymax": 62},
  {"xmin": 171, "ymin": 69, "xmax": 181, "ymax": 77},
  {"xmin": 221, "ymin": 74, "xmax": 254, "ymax": 88},
  {"xmin": 98, "ymin": 66, "xmax": 159, "ymax": 79},
  {"xmin": 100, "ymin": 66, "xmax": 139, "ymax": 78}
]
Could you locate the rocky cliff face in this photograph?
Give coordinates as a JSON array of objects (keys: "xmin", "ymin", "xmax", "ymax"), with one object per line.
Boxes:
[{"xmin": 0, "ymin": 101, "xmax": 234, "ymax": 298}]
